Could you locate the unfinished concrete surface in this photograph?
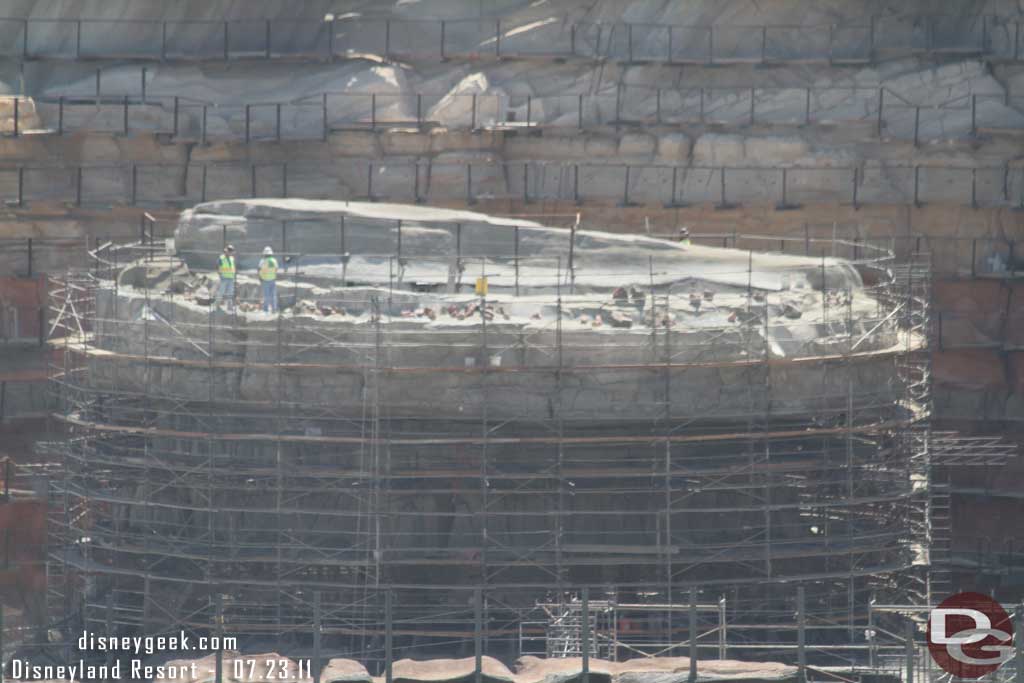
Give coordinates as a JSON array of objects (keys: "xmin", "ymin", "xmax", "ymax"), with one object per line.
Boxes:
[
  {"xmin": 45, "ymin": 200, "xmax": 931, "ymax": 671},
  {"xmin": 151, "ymin": 652, "xmax": 797, "ymax": 683},
  {"xmin": 5, "ymin": 0, "xmax": 1023, "ymax": 678}
]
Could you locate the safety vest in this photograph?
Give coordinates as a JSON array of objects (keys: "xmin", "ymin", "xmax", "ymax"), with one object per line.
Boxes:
[
  {"xmin": 218, "ymin": 254, "xmax": 235, "ymax": 279},
  {"xmin": 258, "ymin": 256, "xmax": 278, "ymax": 282}
]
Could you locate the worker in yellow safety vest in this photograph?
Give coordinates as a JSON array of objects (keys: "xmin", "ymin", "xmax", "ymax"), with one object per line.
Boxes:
[
  {"xmin": 258, "ymin": 246, "xmax": 279, "ymax": 313},
  {"xmin": 678, "ymin": 226, "xmax": 691, "ymax": 246},
  {"xmin": 215, "ymin": 245, "xmax": 236, "ymax": 310}
]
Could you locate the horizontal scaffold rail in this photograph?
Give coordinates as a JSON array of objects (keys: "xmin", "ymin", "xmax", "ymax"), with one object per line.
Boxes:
[
  {"xmin": 56, "ymin": 411, "xmax": 911, "ymax": 445},
  {"xmin": 52, "ymin": 335, "xmax": 925, "ymax": 372},
  {"xmin": 49, "ymin": 551, "xmax": 914, "ymax": 591},
  {"xmin": 0, "ymin": 13, "xmax": 1014, "ymax": 66},
  {"xmin": 61, "ymin": 450, "xmax": 894, "ymax": 480}
]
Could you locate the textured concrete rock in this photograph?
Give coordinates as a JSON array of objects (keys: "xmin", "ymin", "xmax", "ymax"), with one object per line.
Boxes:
[
  {"xmin": 76, "ymin": 135, "xmax": 123, "ymax": 161},
  {"xmin": 506, "ymin": 133, "xmax": 586, "ymax": 160},
  {"xmin": 428, "ymin": 72, "xmax": 506, "ymax": 128},
  {"xmin": 381, "ymin": 131, "xmax": 433, "ymax": 156},
  {"xmin": 618, "ymin": 132, "xmax": 657, "ymax": 156},
  {"xmin": 584, "ymin": 135, "xmax": 619, "ymax": 157},
  {"xmin": 142, "ymin": 200, "xmax": 902, "ymax": 424},
  {"xmin": 392, "ymin": 656, "xmax": 515, "ymax": 682},
  {"xmin": 693, "ymin": 133, "xmax": 745, "ymax": 165},
  {"xmin": 17, "ymin": 45, "xmax": 1021, "ymax": 145},
  {"xmin": 425, "ymin": 151, "xmax": 506, "ymax": 201},
  {"xmin": 429, "ymin": 129, "xmax": 504, "ymax": 153},
  {"xmin": 319, "ymin": 659, "xmax": 372, "ymax": 683},
  {"xmin": 328, "ymin": 130, "xmax": 379, "ymax": 157},
  {"xmin": 0, "ymin": 136, "xmax": 47, "ymax": 161},
  {"xmin": 744, "ymin": 135, "xmax": 811, "ymax": 164},
  {"xmin": 173, "ymin": 199, "xmax": 867, "ymax": 293},
  {"xmin": 513, "ymin": 656, "xmax": 798, "ymax": 683},
  {"xmin": 657, "ymin": 132, "xmax": 692, "ymax": 160},
  {"xmin": 0, "ymin": 97, "xmax": 41, "ymax": 134}
]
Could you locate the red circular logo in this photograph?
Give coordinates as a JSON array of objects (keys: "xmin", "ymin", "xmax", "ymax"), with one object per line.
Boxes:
[{"xmin": 928, "ymin": 592, "xmax": 1014, "ymax": 679}]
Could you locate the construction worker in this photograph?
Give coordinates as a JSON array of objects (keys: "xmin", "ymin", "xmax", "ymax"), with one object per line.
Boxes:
[
  {"xmin": 678, "ymin": 227, "xmax": 691, "ymax": 246},
  {"xmin": 258, "ymin": 246, "xmax": 278, "ymax": 313},
  {"xmin": 216, "ymin": 245, "xmax": 236, "ymax": 311}
]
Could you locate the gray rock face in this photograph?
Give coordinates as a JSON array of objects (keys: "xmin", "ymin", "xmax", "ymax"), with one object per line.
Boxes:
[
  {"xmin": 657, "ymin": 132, "xmax": 691, "ymax": 160},
  {"xmin": 26, "ymin": 55, "xmax": 1021, "ymax": 143},
  {"xmin": 1, "ymin": 0, "xmax": 1001, "ymax": 60},
  {"xmin": 428, "ymin": 73, "xmax": 507, "ymax": 128},
  {"xmin": 96, "ymin": 282, "xmax": 902, "ymax": 423},
  {"xmin": 173, "ymin": 199, "xmax": 866, "ymax": 294},
  {"xmin": 0, "ymin": 97, "xmax": 40, "ymax": 133},
  {"xmin": 118, "ymin": 200, "xmax": 900, "ymax": 425},
  {"xmin": 618, "ymin": 132, "xmax": 656, "ymax": 157},
  {"xmin": 692, "ymin": 134, "xmax": 745, "ymax": 166}
]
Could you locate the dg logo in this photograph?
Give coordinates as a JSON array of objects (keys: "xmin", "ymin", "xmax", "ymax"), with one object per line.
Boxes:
[{"xmin": 928, "ymin": 592, "xmax": 1014, "ymax": 679}]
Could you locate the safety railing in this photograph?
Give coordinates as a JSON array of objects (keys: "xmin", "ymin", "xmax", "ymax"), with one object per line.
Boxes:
[
  {"xmin": 50, "ymin": 582, "xmax": 941, "ymax": 677},
  {"xmin": 80, "ymin": 231, "xmax": 897, "ymax": 331},
  {"xmin": 3, "ymin": 82, "xmax": 1021, "ymax": 142},
  {"xmin": 682, "ymin": 232, "xmax": 1024, "ymax": 351},
  {"xmin": 63, "ymin": 586, "xmax": 859, "ymax": 677},
  {"xmin": 4, "ymin": 227, "xmax": 1019, "ymax": 309},
  {"xmin": 693, "ymin": 233, "xmax": 1024, "ymax": 281},
  {"xmin": 4, "ymin": 226, "xmax": 1022, "ymax": 291},
  {"xmin": 0, "ymin": 238, "xmax": 92, "ymax": 278},
  {"xmin": 1, "ymin": 160, "xmax": 1022, "ymax": 211},
  {"xmin": 0, "ymin": 14, "xmax": 1021, "ymax": 64}
]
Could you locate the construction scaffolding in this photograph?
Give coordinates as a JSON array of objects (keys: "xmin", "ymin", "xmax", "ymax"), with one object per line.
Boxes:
[{"xmin": 44, "ymin": 215, "xmax": 938, "ymax": 672}]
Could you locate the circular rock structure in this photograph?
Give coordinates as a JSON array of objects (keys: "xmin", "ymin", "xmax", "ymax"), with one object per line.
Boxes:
[{"xmin": 51, "ymin": 200, "xmax": 929, "ymax": 662}]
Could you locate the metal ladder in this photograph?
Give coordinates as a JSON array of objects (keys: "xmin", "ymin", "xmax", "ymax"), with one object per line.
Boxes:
[
  {"xmin": 544, "ymin": 599, "xmax": 599, "ymax": 659},
  {"xmin": 927, "ymin": 479, "xmax": 953, "ymax": 601},
  {"xmin": 892, "ymin": 255, "xmax": 941, "ymax": 606}
]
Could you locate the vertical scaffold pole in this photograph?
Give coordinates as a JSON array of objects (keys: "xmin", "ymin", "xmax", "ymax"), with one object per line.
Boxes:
[
  {"xmin": 214, "ymin": 593, "xmax": 224, "ymax": 683},
  {"xmin": 689, "ymin": 587, "xmax": 698, "ymax": 683},
  {"xmin": 718, "ymin": 596, "xmax": 726, "ymax": 659},
  {"xmin": 582, "ymin": 587, "xmax": 590, "ymax": 683},
  {"xmin": 474, "ymin": 588, "xmax": 483, "ymax": 683},
  {"xmin": 313, "ymin": 591, "xmax": 322, "ymax": 683},
  {"xmin": 868, "ymin": 596, "xmax": 877, "ymax": 669},
  {"xmin": 513, "ymin": 226, "xmax": 520, "ymax": 297},
  {"xmin": 1015, "ymin": 603, "xmax": 1024, "ymax": 683},
  {"xmin": 797, "ymin": 586, "xmax": 806, "ymax": 683},
  {"xmin": 385, "ymin": 590, "xmax": 393, "ymax": 683},
  {"xmin": 555, "ymin": 256, "xmax": 565, "ymax": 594},
  {"xmin": 568, "ymin": 214, "xmax": 577, "ymax": 293},
  {"xmin": 905, "ymin": 620, "xmax": 914, "ymax": 683}
]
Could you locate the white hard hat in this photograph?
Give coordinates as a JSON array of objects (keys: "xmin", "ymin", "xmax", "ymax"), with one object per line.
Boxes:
[{"xmin": 263, "ymin": 246, "xmax": 274, "ymax": 255}]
